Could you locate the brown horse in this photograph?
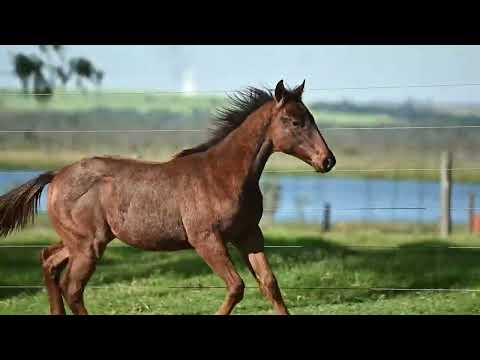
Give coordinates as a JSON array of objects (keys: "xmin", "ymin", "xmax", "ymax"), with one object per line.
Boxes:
[{"xmin": 0, "ymin": 80, "xmax": 335, "ymax": 315}]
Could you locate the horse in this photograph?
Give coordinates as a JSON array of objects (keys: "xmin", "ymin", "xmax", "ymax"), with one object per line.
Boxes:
[{"xmin": 0, "ymin": 80, "xmax": 336, "ymax": 315}]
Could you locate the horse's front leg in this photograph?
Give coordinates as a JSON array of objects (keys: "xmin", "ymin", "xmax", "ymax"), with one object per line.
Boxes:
[
  {"xmin": 233, "ymin": 226, "xmax": 289, "ymax": 315},
  {"xmin": 190, "ymin": 230, "xmax": 245, "ymax": 315}
]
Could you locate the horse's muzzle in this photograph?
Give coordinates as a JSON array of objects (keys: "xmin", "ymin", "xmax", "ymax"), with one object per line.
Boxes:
[
  {"xmin": 313, "ymin": 154, "xmax": 336, "ymax": 173},
  {"xmin": 322, "ymin": 155, "xmax": 336, "ymax": 173}
]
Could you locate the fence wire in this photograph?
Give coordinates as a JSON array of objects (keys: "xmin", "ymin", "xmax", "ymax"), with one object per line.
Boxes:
[
  {"xmin": 2, "ymin": 167, "xmax": 480, "ymax": 174},
  {"xmin": 1, "ymin": 285, "xmax": 480, "ymax": 292},
  {"xmin": 4, "ymin": 81, "xmax": 480, "ymax": 95},
  {"xmin": 2, "ymin": 244, "xmax": 480, "ymax": 250},
  {"xmin": 3, "ymin": 126, "xmax": 480, "ymax": 133}
]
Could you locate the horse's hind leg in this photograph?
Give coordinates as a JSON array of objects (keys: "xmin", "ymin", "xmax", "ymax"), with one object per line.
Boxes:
[
  {"xmin": 40, "ymin": 243, "xmax": 69, "ymax": 315},
  {"xmin": 60, "ymin": 252, "xmax": 97, "ymax": 315}
]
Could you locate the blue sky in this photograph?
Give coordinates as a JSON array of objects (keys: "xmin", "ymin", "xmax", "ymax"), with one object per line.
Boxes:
[{"xmin": 2, "ymin": 45, "xmax": 480, "ymax": 104}]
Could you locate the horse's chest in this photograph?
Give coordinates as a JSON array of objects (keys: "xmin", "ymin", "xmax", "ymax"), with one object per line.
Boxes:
[{"xmin": 214, "ymin": 191, "xmax": 262, "ymax": 233}]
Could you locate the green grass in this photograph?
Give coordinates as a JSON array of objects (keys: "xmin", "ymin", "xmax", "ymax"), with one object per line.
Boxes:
[
  {"xmin": 312, "ymin": 110, "xmax": 395, "ymax": 126},
  {"xmin": 2, "ymin": 219, "xmax": 480, "ymax": 315},
  {"xmin": 0, "ymin": 90, "xmax": 394, "ymax": 126},
  {"xmin": 0, "ymin": 89, "xmax": 225, "ymax": 114}
]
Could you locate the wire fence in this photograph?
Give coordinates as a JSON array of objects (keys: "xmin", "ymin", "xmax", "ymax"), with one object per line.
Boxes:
[
  {"xmin": 1, "ymin": 285, "xmax": 480, "ymax": 292},
  {"xmin": 3, "ymin": 81, "xmax": 480, "ymax": 94},
  {"xmin": 2, "ymin": 82, "xmax": 480, "ymax": 298},
  {"xmin": 2, "ymin": 167, "xmax": 480, "ymax": 173},
  {"xmin": 3, "ymin": 125, "xmax": 480, "ymax": 133},
  {"xmin": 2, "ymin": 243, "xmax": 480, "ymax": 250}
]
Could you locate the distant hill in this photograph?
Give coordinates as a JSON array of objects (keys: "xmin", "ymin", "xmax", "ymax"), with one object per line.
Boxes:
[
  {"xmin": 3, "ymin": 89, "xmax": 480, "ymax": 129},
  {"xmin": 310, "ymin": 99, "xmax": 480, "ymax": 126}
]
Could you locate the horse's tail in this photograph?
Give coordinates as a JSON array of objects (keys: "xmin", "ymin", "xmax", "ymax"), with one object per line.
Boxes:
[{"xmin": 0, "ymin": 171, "xmax": 56, "ymax": 237}]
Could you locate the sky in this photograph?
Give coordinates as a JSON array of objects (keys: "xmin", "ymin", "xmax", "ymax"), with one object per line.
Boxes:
[{"xmin": 2, "ymin": 45, "xmax": 480, "ymax": 105}]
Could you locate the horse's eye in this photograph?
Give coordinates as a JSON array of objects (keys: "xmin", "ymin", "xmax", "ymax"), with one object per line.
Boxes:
[
  {"xmin": 282, "ymin": 116, "xmax": 303, "ymax": 127},
  {"xmin": 292, "ymin": 119, "xmax": 302, "ymax": 127}
]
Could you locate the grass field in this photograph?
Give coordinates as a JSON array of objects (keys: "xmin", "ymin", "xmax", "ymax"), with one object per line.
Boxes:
[
  {"xmin": 2, "ymin": 217, "xmax": 480, "ymax": 315},
  {"xmin": 0, "ymin": 90, "xmax": 225, "ymax": 114},
  {"xmin": 0, "ymin": 90, "xmax": 401, "ymax": 126},
  {"xmin": 312, "ymin": 110, "xmax": 394, "ymax": 126}
]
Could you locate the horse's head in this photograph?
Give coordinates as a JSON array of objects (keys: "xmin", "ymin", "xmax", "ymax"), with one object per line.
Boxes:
[{"xmin": 268, "ymin": 80, "xmax": 336, "ymax": 173}]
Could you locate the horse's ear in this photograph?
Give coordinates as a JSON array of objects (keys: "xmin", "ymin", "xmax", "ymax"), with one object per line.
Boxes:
[
  {"xmin": 274, "ymin": 80, "xmax": 286, "ymax": 106},
  {"xmin": 294, "ymin": 79, "xmax": 305, "ymax": 98}
]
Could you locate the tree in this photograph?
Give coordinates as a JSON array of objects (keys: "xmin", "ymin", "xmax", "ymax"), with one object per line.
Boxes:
[
  {"xmin": 13, "ymin": 53, "xmax": 43, "ymax": 94},
  {"xmin": 11, "ymin": 45, "xmax": 104, "ymax": 101},
  {"xmin": 69, "ymin": 57, "xmax": 104, "ymax": 90}
]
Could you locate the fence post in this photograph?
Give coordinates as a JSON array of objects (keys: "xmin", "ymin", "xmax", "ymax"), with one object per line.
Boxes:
[
  {"xmin": 440, "ymin": 151, "xmax": 452, "ymax": 237},
  {"xmin": 322, "ymin": 202, "xmax": 331, "ymax": 232},
  {"xmin": 261, "ymin": 180, "xmax": 280, "ymax": 227},
  {"xmin": 469, "ymin": 192, "xmax": 475, "ymax": 233}
]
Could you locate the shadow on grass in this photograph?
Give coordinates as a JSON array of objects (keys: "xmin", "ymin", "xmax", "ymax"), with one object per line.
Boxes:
[
  {"xmin": 264, "ymin": 235, "xmax": 480, "ymax": 302},
  {"xmin": 0, "ymin": 246, "xmax": 212, "ymax": 300},
  {"xmin": 2, "ymin": 234, "xmax": 480, "ymax": 305}
]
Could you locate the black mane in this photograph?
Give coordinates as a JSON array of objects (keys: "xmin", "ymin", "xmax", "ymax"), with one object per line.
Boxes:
[{"xmin": 173, "ymin": 87, "xmax": 275, "ymax": 158}]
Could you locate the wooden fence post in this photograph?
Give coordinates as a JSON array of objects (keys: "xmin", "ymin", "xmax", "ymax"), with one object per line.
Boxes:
[
  {"xmin": 261, "ymin": 180, "xmax": 280, "ymax": 227},
  {"xmin": 440, "ymin": 151, "xmax": 452, "ymax": 237},
  {"xmin": 469, "ymin": 192, "xmax": 475, "ymax": 233},
  {"xmin": 322, "ymin": 202, "xmax": 331, "ymax": 232}
]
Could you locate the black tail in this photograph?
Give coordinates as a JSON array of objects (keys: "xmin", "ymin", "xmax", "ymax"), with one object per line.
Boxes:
[{"xmin": 0, "ymin": 171, "xmax": 55, "ymax": 237}]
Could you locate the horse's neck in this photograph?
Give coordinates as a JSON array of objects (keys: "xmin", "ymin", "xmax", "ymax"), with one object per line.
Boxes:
[{"xmin": 211, "ymin": 104, "xmax": 273, "ymax": 187}]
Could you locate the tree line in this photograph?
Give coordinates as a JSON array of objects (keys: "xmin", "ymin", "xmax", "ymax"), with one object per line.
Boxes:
[{"xmin": 11, "ymin": 45, "xmax": 104, "ymax": 101}]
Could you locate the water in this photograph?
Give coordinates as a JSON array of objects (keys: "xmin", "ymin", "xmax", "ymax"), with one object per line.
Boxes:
[
  {"xmin": 1, "ymin": 170, "xmax": 479, "ymax": 225},
  {"xmin": 268, "ymin": 175, "xmax": 480, "ymax": 225}
]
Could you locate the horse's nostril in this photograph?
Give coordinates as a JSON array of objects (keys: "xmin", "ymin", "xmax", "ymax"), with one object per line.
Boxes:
[
  {"xmin": 330, "ymin": 156, "xmax": 336, "ymax": 169},
  {"xmin": 324, "ymin": 156, "xmax": 336, "ymax": 171}
]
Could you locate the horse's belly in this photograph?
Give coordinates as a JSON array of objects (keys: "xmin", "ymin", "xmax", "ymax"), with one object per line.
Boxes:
[
  {"xmin": 118, "ymin": 233, "xmax": 192, "ymax": 251},
  {"xmin": 109, "ymin": 197, "xmax": 190, "ymax": 250},
  {"xmin": 103, "ymin": 183, "xmax": 188, "ymax": 251},
  {"xmin": 114, "ymin": 220, "xmax": 190, "ymax": 251}
]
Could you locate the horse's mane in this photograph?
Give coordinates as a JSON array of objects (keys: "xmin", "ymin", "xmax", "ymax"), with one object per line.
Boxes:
[{"xmin": 173, "ymin": 87, "xmax": 276, "ymax": 158}]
